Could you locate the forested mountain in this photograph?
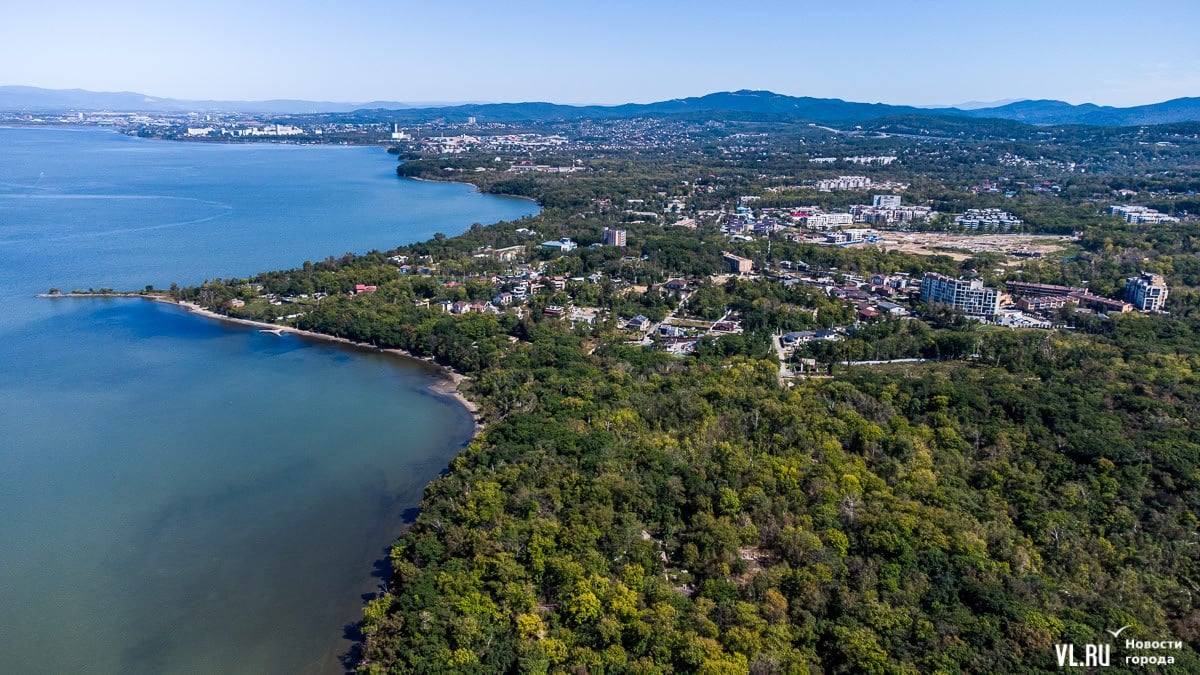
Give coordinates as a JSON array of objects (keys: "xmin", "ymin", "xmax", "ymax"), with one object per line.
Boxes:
[
  {"xmin": 356, "ymin": 91, "xmax": 939, "ymax": 124},
  {"xmin": 7, "ymin": 85, "xmax": 1200, "ymax": 126},
  {"xmin": 964, "ymin": 97, "xmax": 1200, "ymax": 126},
  {"xmin": 359, "ymin": 90, "xmax": 1200, "ymax": 126}
]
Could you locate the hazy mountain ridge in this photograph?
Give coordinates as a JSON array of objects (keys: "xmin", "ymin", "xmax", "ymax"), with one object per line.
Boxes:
[
  {"xmin": 360, "ymin": 90, "xmax": 1200, "ymax": 127},
  {"xmin": 0, "ymin": 86, "xmax": 440, "ymax": 114},
  {"xmin": 4, "ymin": 85, "xmax": 1199, "ymax": 126},
  {"xmin": 351, "ymin": 90, "xmax": 939, "ymax": 124},
  {"xmin": 962, "ymin": 97, "xmax": 1200, "ymax": 125}
]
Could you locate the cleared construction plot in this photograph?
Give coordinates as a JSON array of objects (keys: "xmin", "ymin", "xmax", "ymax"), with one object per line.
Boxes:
[{"xmin": 860, "ymin": 232, "xmax": 1076, "ymax": 261}]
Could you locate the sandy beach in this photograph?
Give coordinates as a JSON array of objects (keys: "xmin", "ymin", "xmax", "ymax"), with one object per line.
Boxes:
[
  {"xmin": 40, "ymin": 293, "xmax": 482, "ymax": 427},
  {"xmin": 402, "ymin": 174, "xmax": 541, "ymax": 206}
]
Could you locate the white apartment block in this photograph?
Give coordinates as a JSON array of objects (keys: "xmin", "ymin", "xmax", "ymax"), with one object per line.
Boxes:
[
  {"xmin": 602, "ymin": 227, "xmax": 627, "ymax": 247},
  {"xmin": 955, "ymin": 208, "xmax": 1023, "ymax": 230},
  {"xmin": 237, "ymin": 124, "xmax": 304, "ymax": 137},
  {"xmin": 816, "ymin": 176, "xmax": 872, "ymax": 191},
  {"xmin": 1109, "ymin": 205, "xmax": 1179, "ymax": 224},
  {"xmin": 824, "ymin": 229, "xmax": 870, "ymax": 244},
  {"xmin": 852, "ymin": 204, "xmax": 934, "ymax": 225},
  {"xmin": 804, "ymin": 213, "xmax": 855, "ymax": 229},
  {"xmin": 921, "ymin": 272, "xmax": 1001, "ymax": 317}
]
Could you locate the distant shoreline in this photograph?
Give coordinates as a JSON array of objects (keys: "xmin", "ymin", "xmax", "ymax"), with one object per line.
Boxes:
[
  {"xmin": 2, "ymin": 124, "xmax": 391, "ymax": 148},
  {"xmin": 400, "ymin": 174, "xmax": 542, "ymax": 206},
  {"xmin": 6, "ymin": 125, "xmax": 541, "ymax": 209},
  {"xmin": 38, "ymin": 292, "xmax": 482, "ymax": 429}
]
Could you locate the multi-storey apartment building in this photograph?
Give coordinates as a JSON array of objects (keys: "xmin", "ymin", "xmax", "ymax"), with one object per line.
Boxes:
[
  {"xmin": 1125, "ymin": 272, "xmax": 1169, "ymax": 311},
  {"xmin": 921, "ymin": 272, "xmax": 1001, "ymax": 317}
]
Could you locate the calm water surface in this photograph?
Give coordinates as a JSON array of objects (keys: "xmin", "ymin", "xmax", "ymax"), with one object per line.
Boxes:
[{"xmin": 0, "ymin": 127, "xmax": 538, "ymax": 673}]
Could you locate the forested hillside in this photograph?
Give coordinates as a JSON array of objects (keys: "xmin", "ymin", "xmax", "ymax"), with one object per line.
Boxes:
[
  {"xmin": 177, "ymin": 254, "xmax": 1200, "ymax": 673},
  {"xmin": 351, "ymin": 326, "xmax": 1200, "ymax": 673}
]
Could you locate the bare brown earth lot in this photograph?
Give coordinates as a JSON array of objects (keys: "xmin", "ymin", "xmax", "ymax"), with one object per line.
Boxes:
[{"xmin": 859, "ymin": 232, "xmax": 1076, "ymax": 261}]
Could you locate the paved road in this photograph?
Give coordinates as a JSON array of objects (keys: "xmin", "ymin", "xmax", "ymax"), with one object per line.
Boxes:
[
  {"xmin": 772, "ymin": 333, "xmax": 794, "ymax": 382},
  {"xmin": 639, "ymin": 291, "xmax": 692, "ymax": 344}
]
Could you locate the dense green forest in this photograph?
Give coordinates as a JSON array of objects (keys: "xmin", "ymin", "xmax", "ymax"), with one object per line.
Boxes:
[
  {"xmin": 172, "ymin": 117, "xmax": 1200, "ymax": 673},
  {"xmin": 356, "ymin": 330, "xmax": 1200, "ymax": 673}
]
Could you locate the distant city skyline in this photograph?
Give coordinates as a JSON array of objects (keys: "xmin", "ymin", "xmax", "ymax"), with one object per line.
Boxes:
[{"xmin": 3, "ymin": 0, "xmax": 1197, "ymax": 107}]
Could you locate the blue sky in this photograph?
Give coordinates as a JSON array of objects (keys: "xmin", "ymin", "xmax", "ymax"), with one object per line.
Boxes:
[{"xmin": 2, "ymin": 0, "xmax": 1197, "ymax": 106}]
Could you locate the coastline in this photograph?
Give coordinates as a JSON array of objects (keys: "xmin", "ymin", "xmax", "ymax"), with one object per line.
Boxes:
[
  {"xmin": 11, "ymin": 127, "xmax": 518, "ymax": 671},
  {"xmin": 9, "ymin": 126, "xmax": 542, "ymax": 211},
  {"xmin": 40, "ymin": 293, "xmax": 482, "ymax": 429},
  {"xmin": 401, "ymin": 174, "xmax": 541, "ymax": 206},
  {"xmin": 2, "ymin": 124, "xmax": 391, "ymax": 147}
]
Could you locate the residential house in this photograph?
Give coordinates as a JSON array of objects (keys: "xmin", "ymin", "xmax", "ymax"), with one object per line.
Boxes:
[
  {"xmin": 782, "ymin": 329, "xmax": 842, "ymax": 346},
  {"xmin": 663, "ymin": 337, "xmax": 699, "ymax": 355},
  {"xmin": 626, "ymin": 315, "xmax": 652, "ymax": 331},
  {"xmin": 569, "ymin": 308, "xmax": 598, "ymax": 325},
  {"xmin": 489, "ymin": 245, "xmax": 525, "ymax": 261},
  {"xmin": 876, "ymin": 301, "xmax": 909, "ymax": 316},
  {"xmin": 661, "ymin": 278, "xmax": 690, "ymax": 294},
  {"xmin": 540, "ymin": 238, "xmax": 578, "ymax": 252}
]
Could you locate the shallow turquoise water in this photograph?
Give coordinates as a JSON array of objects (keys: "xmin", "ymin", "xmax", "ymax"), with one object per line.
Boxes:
[{"xmin": 0, "ymin": 127, "xmax": 537, "ymax": 673}]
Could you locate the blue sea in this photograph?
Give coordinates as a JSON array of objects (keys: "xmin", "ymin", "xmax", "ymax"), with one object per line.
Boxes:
[{"xmin": 0, "ymin": 127, "xmax": 538, "ymax": 673}]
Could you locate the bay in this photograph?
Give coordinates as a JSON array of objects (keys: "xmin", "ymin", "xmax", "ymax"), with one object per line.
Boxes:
[{"xmin": 0, "ymin": 127, "xmax": 538, "ymax": 673}]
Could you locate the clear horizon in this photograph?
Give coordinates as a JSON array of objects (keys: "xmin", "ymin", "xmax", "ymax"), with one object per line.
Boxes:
[{"xmin": 3, "ymin": 0, "xmax": 1197, "ymax": 107}]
